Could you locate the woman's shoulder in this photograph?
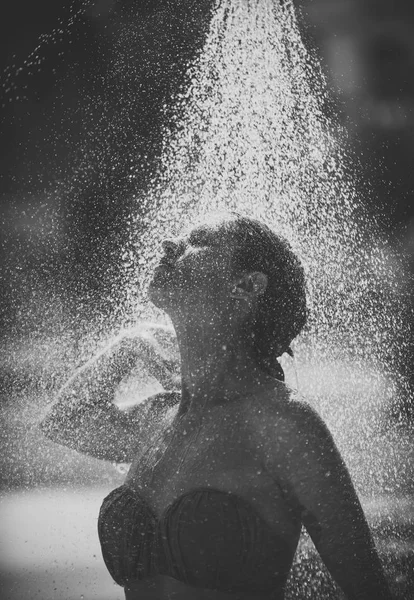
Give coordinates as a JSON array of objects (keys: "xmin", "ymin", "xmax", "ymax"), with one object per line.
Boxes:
[
  {"xmin": 244, "ymin": 386, "xmax": 335, "ymax": 477},
  {"xmin": 245, "ymin": 384, "xmax": 324, "ymax": 439},
  {"xmin": 126, "ymin": 390, "xmax": 181, "ymax": 423},
  {"xmin": 117, "ymin": 391, "xmax": 181, "ymax": 463}
]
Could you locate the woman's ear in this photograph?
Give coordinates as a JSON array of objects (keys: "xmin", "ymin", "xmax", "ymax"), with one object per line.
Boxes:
[{"xmin": 230, "ymin": 272, "xmax": 268, "ymax": 300}]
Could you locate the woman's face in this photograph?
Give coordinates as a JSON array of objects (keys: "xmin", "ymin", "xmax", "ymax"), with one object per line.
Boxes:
[{"xmin": 148, "ymin": 223, "xmax": 238, "ymax": 317}]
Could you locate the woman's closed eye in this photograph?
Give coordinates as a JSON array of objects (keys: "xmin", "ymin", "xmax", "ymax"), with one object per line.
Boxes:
[{"xmin": 187, "ymin": 228, "xmax": 215, "ymax": 247}]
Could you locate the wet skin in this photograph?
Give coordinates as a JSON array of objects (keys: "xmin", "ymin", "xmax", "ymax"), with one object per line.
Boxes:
[
  {"xmin": 124, "ymin": 223, "xmax": 390, "ymax": 600},
  {"xmin": 41, "ymin": 220, "xmax": 393, "ymax": 600},
  {"xmin": 123, "ymin": 382, "xmax": 302, "ymax": 600}
]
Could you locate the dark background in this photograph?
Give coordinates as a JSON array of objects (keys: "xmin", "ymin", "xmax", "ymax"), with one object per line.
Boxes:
[{"xmin": 1, "ymin": 0, "xmax": 413, "ymax": 391}]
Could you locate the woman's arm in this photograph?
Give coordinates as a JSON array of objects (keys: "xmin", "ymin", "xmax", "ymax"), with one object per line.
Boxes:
[
  {"xmin": 257, "ymin": 400, "xmax": 392, "ymax": 600},
  {"xmin": 39, "ymin": 324, "xmax": 181, "ymax": 463}
]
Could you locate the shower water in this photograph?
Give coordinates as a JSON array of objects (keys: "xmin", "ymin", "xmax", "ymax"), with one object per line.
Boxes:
[{"xmin": 120, "ymin": 0, "xmax": 411, "ymax": 496}]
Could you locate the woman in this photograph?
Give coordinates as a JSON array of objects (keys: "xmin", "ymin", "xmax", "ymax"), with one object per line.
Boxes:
[{"xmin": 40, "ymin": 214, "xmax": 392, "ymax": 599}]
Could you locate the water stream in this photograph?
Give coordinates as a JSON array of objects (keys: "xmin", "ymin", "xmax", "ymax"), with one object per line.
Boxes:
[
  {"xmin": 122, "ymin": 0, "xmax": 411, "ymax": 492},
  {"xmin": 121, "ymin": 2, "xmax": 414, "ymax": 593}
]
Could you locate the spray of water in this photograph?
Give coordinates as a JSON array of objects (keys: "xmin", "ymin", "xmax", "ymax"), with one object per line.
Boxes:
[{"xmin": 121, "ymin": 0, "xmax": 413, "ymax": 495}]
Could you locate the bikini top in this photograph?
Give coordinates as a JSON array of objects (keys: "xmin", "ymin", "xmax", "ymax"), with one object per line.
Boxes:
[{"xmin": 98, "ymin": 484, "xmax": 292, "ymax": 595}]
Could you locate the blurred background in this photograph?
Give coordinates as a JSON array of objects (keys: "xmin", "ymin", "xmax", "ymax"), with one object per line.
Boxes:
[{"xmin": 0, "ymin": 1, "xmax": 414, "ymax": 598}]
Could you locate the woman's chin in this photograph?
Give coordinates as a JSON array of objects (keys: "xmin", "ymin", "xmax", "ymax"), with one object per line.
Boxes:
[
  {"xmin": 147, "ymin": 283, "xmax": 163, "ymax": 307},
  {"xmin": 148, "ymin": 280, "xmax": 173, "ymax": 309}
]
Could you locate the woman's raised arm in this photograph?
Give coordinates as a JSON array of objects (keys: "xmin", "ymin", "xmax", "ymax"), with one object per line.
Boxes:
[
  {"xmin": 39, "ymin": 324, "xmax": 181, "ymax": 463},
  {"xmin": 257, "ymin": 399, "xmax": 392, "ymax": 600}
]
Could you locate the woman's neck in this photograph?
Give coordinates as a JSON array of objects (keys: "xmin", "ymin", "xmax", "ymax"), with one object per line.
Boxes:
[{"xmin": 170, "ymin": 315, "xmax": 277, "ymax": 417}]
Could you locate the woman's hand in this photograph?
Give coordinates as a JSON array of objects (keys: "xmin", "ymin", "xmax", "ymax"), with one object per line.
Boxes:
[
  {"xmin": 73, "ymin": 322, "xmax": 179, "ymax": 394},
  {"xmin": 112, "ymin": 322, "xmax": 180, "ymax": 390}
]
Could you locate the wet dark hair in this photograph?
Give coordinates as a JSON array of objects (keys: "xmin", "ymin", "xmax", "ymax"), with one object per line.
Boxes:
[{"xmin": 218, "ymin": 214, "xmax": 307, "ymax": 381}]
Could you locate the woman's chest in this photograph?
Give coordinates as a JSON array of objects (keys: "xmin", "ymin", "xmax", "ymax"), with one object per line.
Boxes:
[
  {"xmin": 126, "ymin": 407, "xmax": 255, "ymax": 492},
  {"xmin": 124, "ymin": 407, "xmax": 299, "ymax": 542}
]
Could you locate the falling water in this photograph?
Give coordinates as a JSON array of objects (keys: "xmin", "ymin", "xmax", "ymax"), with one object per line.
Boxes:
[
  {"xmin": 123, "ymin": 0, "xmax": 411, "ymax": 480},
  {"xmin": 123, "ymin": 4, "xmax": 414, "ymax": 594}
]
